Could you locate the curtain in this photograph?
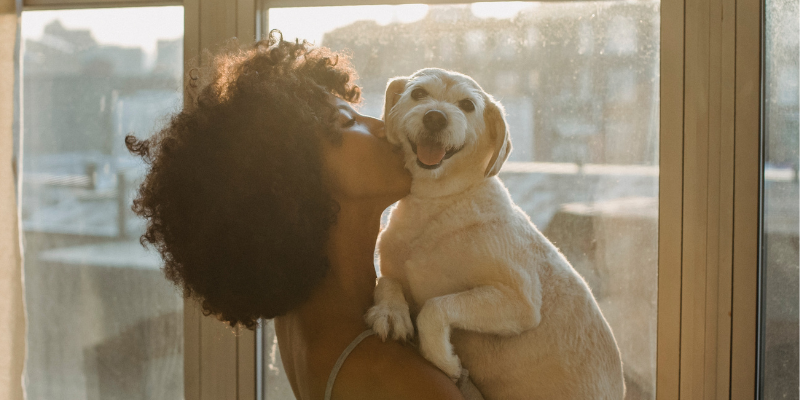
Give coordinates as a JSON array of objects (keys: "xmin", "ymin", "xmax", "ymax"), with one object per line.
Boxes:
[{"xmin": 0, "ymin": 0, "xmax": 24, "ymax": 397}]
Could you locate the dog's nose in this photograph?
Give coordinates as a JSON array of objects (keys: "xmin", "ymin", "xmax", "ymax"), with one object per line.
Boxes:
[{"xmin": 423, "ymin": 110, "xmax": 448, "ymax": 132}]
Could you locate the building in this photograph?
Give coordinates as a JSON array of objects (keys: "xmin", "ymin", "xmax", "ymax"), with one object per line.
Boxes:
[{"xmin": 321, "ymin": 2, "xmax": 660, "ymax": 165}]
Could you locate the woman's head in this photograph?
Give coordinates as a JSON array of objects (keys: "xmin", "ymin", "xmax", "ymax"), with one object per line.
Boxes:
[
  {"xmin": 323, "ymin": 95, "xmax": 411, "ymax": 204},
  {"xmin": 127, "ymin": 33, "xmax": 408, "ymax": 329}
]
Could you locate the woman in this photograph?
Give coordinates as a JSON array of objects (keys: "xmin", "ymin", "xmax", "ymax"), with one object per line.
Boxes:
[{"xmin": 126, "ymin": 34, "xmax": 468, "ymax": 399}]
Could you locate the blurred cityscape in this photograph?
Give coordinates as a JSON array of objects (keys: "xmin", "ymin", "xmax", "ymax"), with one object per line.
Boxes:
[
  {"xmin": 21, "ymin": 18, "xmax": 185, "ymax": 400},
  {"xmin": 762, "ymin": 0, "xmax": 800, "ymax": 397},
  {"xmin": 18, "ymin": 2, "xmax": 799, "ymax": 400},
  {"xmin": 21, "ymin": 19, "xmax": 182, "ymax": 236},
  {"xmin": 323, "ymin": 2, "xmax": 661, "ymax": 166}
]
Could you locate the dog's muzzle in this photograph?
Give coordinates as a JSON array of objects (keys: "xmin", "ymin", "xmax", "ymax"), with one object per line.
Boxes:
[
  {"xmin": 409, "ymin": 138, "xmax": 464, "ymax": 170},
  {"xmin": 423, "ymin": 110, "xmax": 448, "ymax": 132},
  {"xmin": 408, "ymin": 108, "xmax": 464, "ymax": 169}
]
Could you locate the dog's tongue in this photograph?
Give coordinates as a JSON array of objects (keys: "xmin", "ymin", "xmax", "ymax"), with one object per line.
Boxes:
[{"xmin": 416, "ymin": 139, "xmax": 447, "ymax": 166}]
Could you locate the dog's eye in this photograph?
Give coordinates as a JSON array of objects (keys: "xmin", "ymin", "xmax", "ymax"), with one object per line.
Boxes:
[
  {"xmin": 458, "ymin": 99, "xmax": 476, "ymax": 112},
  {"xmin": 411, "ymin": 88, "xmax": 428, "ymax": 100}
]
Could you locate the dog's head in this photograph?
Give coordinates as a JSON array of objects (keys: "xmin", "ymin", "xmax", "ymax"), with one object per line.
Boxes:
[{"xmin": 382, "ymin": 68, "xmax": 512, "ymax": 183}]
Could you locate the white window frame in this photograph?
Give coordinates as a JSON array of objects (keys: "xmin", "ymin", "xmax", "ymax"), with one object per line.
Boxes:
[{"xmin": 17, "ymin": 0, "xmax": 765, "ymax": 398}]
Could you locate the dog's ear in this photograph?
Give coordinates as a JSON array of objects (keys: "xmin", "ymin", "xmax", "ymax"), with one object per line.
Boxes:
[
  {"xmin": 483, "ymin": 98, "xmax": 513, "ymax": 177},
  {"xmin": 383, "ymin": 77, "xmax": 409, "ymax": 142}
]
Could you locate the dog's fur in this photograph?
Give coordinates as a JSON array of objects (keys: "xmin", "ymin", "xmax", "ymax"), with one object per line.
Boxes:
[{"xmin": 365, "ymin": 68, "xmax": 625, "ymax": 400}]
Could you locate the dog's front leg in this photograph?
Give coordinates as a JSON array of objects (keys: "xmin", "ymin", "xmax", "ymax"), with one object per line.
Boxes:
[
  {"xmin": 365, "ymin": 276, "xmax": 415, "ymax": 341},
  {"xmin": 417, "ymin": 284, "xmax": 542, "ymax": 380}
]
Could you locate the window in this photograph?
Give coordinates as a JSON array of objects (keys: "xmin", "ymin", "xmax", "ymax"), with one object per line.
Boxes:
[
  {"xmin": 19, "ymin": 7, "xmax": 184, "ymax": 399},
  {"xmin": 465, "ymin": 29, "xmax": 487, "ymax": 56},
  {"xmin": 760, "ymin": 0, "xmax": 799, "ymax": 397},
  {"xmin": 605, "ymin": 16, "xmax": 637, "ymax": 55},
  {"xmin": 9, "ymin": 0, "xmax": 776, "ymax": 398},
  {"xmin": 267, "ymin": 2, "xmax": 660, "ymax": 398}
]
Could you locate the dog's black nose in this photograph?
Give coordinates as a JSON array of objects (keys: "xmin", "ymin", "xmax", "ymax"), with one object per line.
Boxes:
[{"xmin": 423, "ymin": 110, "xmax": 448, "ymax": 132}]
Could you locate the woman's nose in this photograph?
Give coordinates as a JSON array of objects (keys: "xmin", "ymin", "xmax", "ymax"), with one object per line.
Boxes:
[{"xmin": 368, "ymin": 117, "xmax": 386, "ymax": 138}]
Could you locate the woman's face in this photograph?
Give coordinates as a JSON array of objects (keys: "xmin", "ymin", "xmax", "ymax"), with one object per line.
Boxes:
[{"xmin": 323, "ymin": 95, "xmax": 412, "ymax": 205}]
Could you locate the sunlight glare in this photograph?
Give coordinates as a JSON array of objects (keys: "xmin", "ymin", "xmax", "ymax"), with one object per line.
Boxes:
[
  {"xmin": 21, "ymin": 6, "xmax": 184, "ymax": 56},
  {"xmin": 470, "ymin": 2, "xmax": 535, "ymax": 19},
  {"xmin": 270, "ymin": 4, "xmax": 429, "ymax": 45}
]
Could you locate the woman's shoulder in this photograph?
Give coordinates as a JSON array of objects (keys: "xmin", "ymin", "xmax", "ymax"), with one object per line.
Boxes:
[{"xmin": 329, "ymin": 334, "xmax": 465, "ymax": 400}]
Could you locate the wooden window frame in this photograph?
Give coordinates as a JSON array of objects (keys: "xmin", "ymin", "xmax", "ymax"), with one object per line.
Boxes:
[
  {"xmin": 183, "ymin": 2, "xmax": 259, "ymax": 399},
  {"xmin": 255, "ymin": 0, "xmax": 764, "ymax": 398},
  {"xmin": 22, "ymin": 0, "xmax": 179, "ymax": 10},
  {"xmin": 19, "ymin": 1, "xmax": 260, "ymax": 399},
  {"xmin": 16, "ymin": 0, "xmax": 765, "ymax": 398}
]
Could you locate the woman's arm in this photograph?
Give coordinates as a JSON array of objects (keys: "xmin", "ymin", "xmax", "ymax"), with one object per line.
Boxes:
[{"xmin": 331, "ymin": 335, "xmax": 467, "ymax": 400}]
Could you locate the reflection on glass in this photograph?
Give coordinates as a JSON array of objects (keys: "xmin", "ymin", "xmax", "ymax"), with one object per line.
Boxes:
[
  {"xmin": 761, "ymin": 0, "xmax": 799, "ymax": 398},
  {"xmin": 19, "ymin": 7, "xmax": 184, "ymax": 400},
  {"xmin": 267, "ymin": 2, "xmax": 660, "ymax": 399}
]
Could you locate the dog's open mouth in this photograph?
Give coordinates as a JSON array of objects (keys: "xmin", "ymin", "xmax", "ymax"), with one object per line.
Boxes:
[{"xmin": 408, "ymin": 138, "xmax": 464, "ymax": 170}]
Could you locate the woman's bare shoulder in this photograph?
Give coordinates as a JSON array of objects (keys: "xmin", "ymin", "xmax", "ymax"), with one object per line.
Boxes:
[{"xmin": 330, "ymin": 335, "xmax": 465, "ymax": 400}]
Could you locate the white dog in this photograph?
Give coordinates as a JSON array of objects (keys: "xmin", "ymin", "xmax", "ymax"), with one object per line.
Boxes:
[{"xmin": 365, "ymin": 68, "xmax": 625, "ymax": 400}]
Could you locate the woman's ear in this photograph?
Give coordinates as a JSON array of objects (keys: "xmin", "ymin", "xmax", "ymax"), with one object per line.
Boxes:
[
  {"xmin": 383, "ymin": 77, "xmax": 408, "ymax": 144},
  {"xmin": 483, "ymin": 98, "xmax": 513, "ymax": 178}
]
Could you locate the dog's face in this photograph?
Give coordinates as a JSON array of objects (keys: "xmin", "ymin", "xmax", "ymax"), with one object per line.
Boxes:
[{"xmin": 382, "ymin": 68, "xmax": 512, "ymax": 181}]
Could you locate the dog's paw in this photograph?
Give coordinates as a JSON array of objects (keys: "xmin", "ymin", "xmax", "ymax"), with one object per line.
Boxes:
[
  {"xmin": 365, "ymin": 303, "xmax": 415, "ymax": 342},
  {"xmin": 417, "ymin": 307, "xmax": 461, "ymax": 380},
  {"xmin": 419, "ymin": 334, "xmax": 462, "ymax": 380}
]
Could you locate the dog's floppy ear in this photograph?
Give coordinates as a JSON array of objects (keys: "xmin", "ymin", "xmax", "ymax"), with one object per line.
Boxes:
[
  {"xmin": 383, "ymin": 77, "xmax": 409, "ymax": 143},
  {"xmin": 483, "ymin": 98, "xmax": 513, "ymax": 177}
]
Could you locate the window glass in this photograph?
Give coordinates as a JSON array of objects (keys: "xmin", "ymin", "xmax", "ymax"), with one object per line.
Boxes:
[
  {"xmin": 19, "ymin": 7, "xmax": 184, "ymax": 399},
  {"xmin": 266, "ymin": 2, "xmax": 659, "ymax": 399},
  {"xmin": 761, "ymin": 0, "xmax": 799, "ymax": 397}
]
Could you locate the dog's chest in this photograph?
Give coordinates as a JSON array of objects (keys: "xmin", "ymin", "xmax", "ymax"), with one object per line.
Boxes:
[
  {"xmin": 403, "ymin": 250, "xmax": 480, "ymax": 310},
  {"xmin": 380, "ymin": 205, "xmax": 495, "ymax": 310}
]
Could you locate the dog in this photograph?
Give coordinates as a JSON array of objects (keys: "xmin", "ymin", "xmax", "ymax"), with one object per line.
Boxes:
[{"xmin": 365, "ymin": 68, "xmax": 625, "ymax": 400}]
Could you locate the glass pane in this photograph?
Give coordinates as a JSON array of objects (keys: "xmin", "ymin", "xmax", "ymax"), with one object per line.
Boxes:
[
  {"xmin": 761, "ymin": 0, "xmax": 799, "ymax": 397},
  {"xmin": 267, "ymin": 2, "xmax": 659, "ymax": 399},
  {"xmin": 20, "ymin": 7, "xmax": 184, "ymax": 400}
]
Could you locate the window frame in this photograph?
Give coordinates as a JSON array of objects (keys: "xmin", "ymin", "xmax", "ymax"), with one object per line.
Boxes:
[
  {"xmin": 254, "ymin": 0, "xmax": 764, "ymax": 398},
  {"xmin": 15, "ymin": 0, "xmax": 765, "ymax": 398},
  {"xmin": 18, "ymin": 1, "xmax": 259, "ymax": 399},
  {"xmin": 22, "ymin": 0, "xmax": 179, "ymax": 10}
]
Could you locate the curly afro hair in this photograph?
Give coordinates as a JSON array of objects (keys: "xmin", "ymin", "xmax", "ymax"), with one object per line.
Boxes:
[{"xmin": 126, "ymin": 32, "xmax": 361, "ymax": 329}]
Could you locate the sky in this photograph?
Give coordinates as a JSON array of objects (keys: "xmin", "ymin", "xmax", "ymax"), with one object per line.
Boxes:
[
  {"xmin": 20, "ymin": 2, "xmax": 533, "ymax": 51},
  {"xmin": 21, "ymin": 6, "xmax": 184, "ymax": 62},
  {"xmin": 271, "ymin": 2, "xmax": 535, "ymax": 44}
]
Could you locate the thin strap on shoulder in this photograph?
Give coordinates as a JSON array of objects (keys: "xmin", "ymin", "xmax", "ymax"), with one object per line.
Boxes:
[{"xmin": 324, "ymin": 329, "xmax": 375, "ymax": 400}]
